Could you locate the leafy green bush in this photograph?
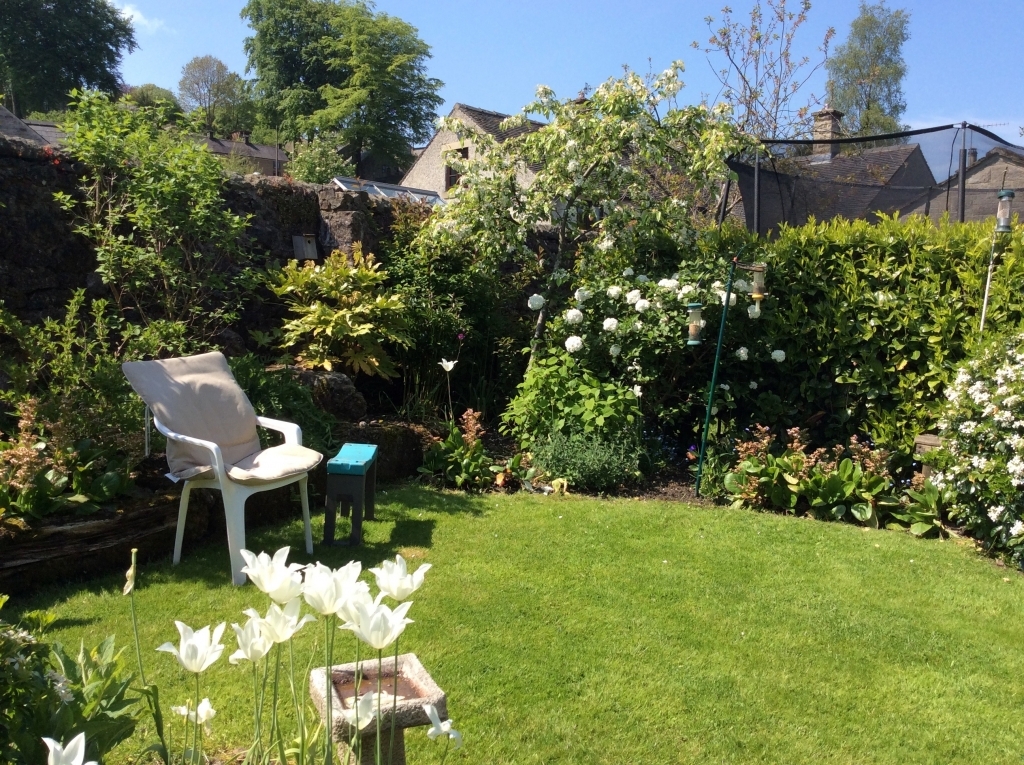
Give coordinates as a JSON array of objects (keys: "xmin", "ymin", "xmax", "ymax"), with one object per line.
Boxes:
[
  {"xmin": 532, "ymin": 428, "xmax": 642, "ymax": 493},
  {"xmin": 55, "ymin": 90, "xmax": 254, "ymax": 344},
  {"xmin": 267, "ymin": 248, "xmax": 411, "ymax": 378},
  {"xmin": 287, "ymin": 132, "xmax": 355, "ymax": 183},
  {"xmin": 502, "ymin": 349, "xmax": 641, "ymax": 449},
  {"xmin": 932, "ymin": 331, "xmax": 1024, "ymax": 561},
  {"xmin": 418, "ymin": 410, "xmax": 494, "ymax": 490}
]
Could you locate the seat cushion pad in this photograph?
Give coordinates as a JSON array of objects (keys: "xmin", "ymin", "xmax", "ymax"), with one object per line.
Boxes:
[{"xmin": 227, "ymin": 444, "xmax": 323, "ymax": 485}]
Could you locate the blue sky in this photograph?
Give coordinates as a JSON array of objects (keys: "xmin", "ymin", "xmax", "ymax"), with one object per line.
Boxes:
[{"xmin": 114, "ymin": 0, "xmax": 1024, "ymax": 155}]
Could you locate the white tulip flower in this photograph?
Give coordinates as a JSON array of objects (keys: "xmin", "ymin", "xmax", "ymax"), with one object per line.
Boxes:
[
  {"xmin": 609, "ymin": 344, "xmax": 621, "ymax": 357},
  {"xmin": 341, "ymin": 597, "xmax": 414, "ymax": 651},
  {"xmin": 634, "ymin": 299, "xmax": 651, "ymax": 313},
  {"xmin": 370, "ymin": 554, "xmax": 431, "ymax": 602},
  {"xmin": 43, "ymin": 733, "xmax": 96, "ymax": 765},
  {"xmin": 157, "ymin": 622, "xmax": 226, "ymax": 674},
  {"xmin": 632, "ymin": 385, "xmax": 642, "ymax": 398},
  {"xmin": 602, "ymin": 317, "xmax": 619, "ymax": 332},
  {"xmin": 244, "ymin": 599, "xmax": 315, "ymax": 644},
  {"xmin": 527, "ymin": 294, "xmax": 546, "ymax": 311},
  {"xmin": 606, "ymin": 285, "xmax": 622, "ymax": 299},
  {"xmin": 565, "ymin": 335, "xmax": 584, "ymax": 353},
  {"xmin": 172, "ymin": 699, "xmax": 216, "ymax": 733},
  {"xmin": 302, "ymin": 560, "xmax": 363, "ymax": 615},
  {"xmin": 240, "ymin": 547, "xmax": 304, "ymax": 605},
  {"xmin": 438, "ymin": 359, "xmax": 457, "ymax": 372},
  {"xmin": 123, "ymin": 548, "xmax": 137, "ymax": 596},
  {"xmin": 565, "ymin": 308, "xmax": 584, "ymax": 325},
  {"xmin": 229, "ymin": 615, "xmax": 273, "ymax": 664},
  {"xmin": 625, "ymin": 289, "xmax": 641, "ymax": 305},
  {"xmin": 771, "ymin": 350, "xmax": 786, "ymax": 362},
  {"xmin": 340, "ymin": 693, "xmax": 376, "ymax": 730},
  {"xmin": 424, "ymin": 703, "xmax": 463, "ymax": 749}
]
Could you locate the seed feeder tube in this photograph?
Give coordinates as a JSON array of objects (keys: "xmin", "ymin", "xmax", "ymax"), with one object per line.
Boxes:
[
  {"xmin": 996, "ymin": 189, "xmax": 1015, "ymax": 234},
  {"xmin": 687, "ymin": 303, "xmax": 703, "ymax": 345}
]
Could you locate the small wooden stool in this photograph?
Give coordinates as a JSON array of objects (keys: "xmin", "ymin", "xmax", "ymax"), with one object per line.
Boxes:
[{"xmin": 324, "ymin": 443, "xmax": 378, "ymax": 546}]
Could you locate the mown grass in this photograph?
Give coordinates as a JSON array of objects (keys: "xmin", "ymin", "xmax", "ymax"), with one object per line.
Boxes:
[{"xmin": 10, "ymin": 483, "xmax": 1024, "ymax": 764}]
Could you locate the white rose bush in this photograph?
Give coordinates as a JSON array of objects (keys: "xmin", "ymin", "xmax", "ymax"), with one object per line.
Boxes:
[{"xmin": 933, "ymin": 333, "xmax": 1024, "ymax": 563}]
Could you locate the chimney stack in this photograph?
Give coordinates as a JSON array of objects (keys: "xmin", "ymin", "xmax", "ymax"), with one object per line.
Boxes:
[
  {"xmin": 811, "ymin": 108, "xmax": 844, "ymax": 160},
  {"xmin": 968, "ymin": 147, "xmax": 978, "ymax": 167}
]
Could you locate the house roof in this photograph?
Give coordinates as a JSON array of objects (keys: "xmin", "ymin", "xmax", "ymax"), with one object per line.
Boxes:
[
  {"xmin": 23, "ymin": 120, "xmax": 64, "ymax": 146},
  {"xmin": 202, "ymin": 136, "xmax": 284, "ymax": 162},
  {"xmin": 452, "ymin": 103, "xmax": 545, "ymax": 142},
  {"xmin": 782, "ymin": 143, "xmax": 926, "ymax": 188},
  {"xmin": 0, "ymin": 105, "xmax": 47, "ymax": 145}
]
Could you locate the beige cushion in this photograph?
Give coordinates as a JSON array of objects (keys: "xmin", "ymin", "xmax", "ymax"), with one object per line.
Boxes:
[
  {"xmin": 122, "ymin": 352, "xmax": 263, "ymax": 481},
  {"xmin": 227, "ymin": 443, "xmax": 323, "ymax": 485}
]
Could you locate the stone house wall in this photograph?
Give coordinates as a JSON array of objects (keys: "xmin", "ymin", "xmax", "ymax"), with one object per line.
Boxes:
[{"xmin": 899, "ymin": 148, "xmax": 1024, "ymax": 224}]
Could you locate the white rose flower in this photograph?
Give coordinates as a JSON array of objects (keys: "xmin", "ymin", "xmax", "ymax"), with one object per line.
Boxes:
[
  {"xmin": 609, "ymin": 344, "xmax": 621, "ymax": 357},
  {"xmin": 634, "ymin": 321, "xmax": 644, "ymax": 331},
  {"xmin": 565, "ymin": 335, "xmax": 584, "ymax": 353},
  {"xmin": 989, "ymin": 506, "xmax": 1006, "ymax": 522},
  {"xmin": 632, "ymin": 385, "xmax": 642, "ymax": 398},
  {"xmin": 574, "ymin": 288, "xmax": 592, "ymax": 303},
  {"xmin": 736, "ymin": 346, "xmax": 749, "ymax": 361},
  {"xmin": 748, "ymin": 303, "xmax": 761, "ymax": 319},
  {"xmin": 657, "ymin": 278, "xmax": 679, "ymax": 291},
  {"xmin": 636, "ymin": 275, "xmax": 650, "ymax": 283},
  {"xmin": 626, "ymin": 289, "xmax": 642, "ymax": 305},
  {"xmin": 597, "ymin": 237, "xmax": 614, "ymax": 252},
  {"xmin": 635, "ymin": 299, "xmax": 651, "ymax": 313},
  {"xmin": 565, "ymin": 308, "xmax": 584, "ymax": 324},
  {"xmin": 719, "ymin": 291, "xmax": 737, "ymax": 306},
  {"xmin": 528, "ymin": 294, "xmax": 546, "ymax": 311},
  {"xmin": 749, "ymin": 380, "xmax": 758, "ymax": 390},
  {"xmin": 602, "ymin": 317, "xmax": 619, "ymax": 332},
  {"xmin": 607, "ymin": 285, "xmax": 622, "ymax": 299},
  {"xmin": 1012, "ymin": 520, "xmax": 1024, "ymax": 538},
  {"xmin": 622, "ymin": 267, "xmax": 634, "ymax": 277},
  {"xmin": 677, "ymin": 285, "xmax": 695, "ymax": 299},
  {"xmin": 771, "ymin": 350, "xmax": 786, "ymax": 362}
]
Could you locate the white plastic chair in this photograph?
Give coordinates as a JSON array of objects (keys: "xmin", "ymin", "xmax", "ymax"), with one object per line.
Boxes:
[{"xmin": 123, "ymin": 352, "xmax": 322, "ymax": 585}]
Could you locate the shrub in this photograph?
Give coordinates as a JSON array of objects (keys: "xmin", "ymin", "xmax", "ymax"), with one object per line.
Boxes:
[
  {"xmin": 532, "ymin": 428, "xmax": 642, "ymax": 493},
  {"xmin": 55, "ymin": 90, "xmax": 254, "ymax": 344},
  {"xmin": 267, "ymin": 248, "xmax": 411, "ymax": 378},
  {"xmin": 287, "ymin": 132, "xmax": 355, "ymax": 184},
  {"xmin": 933, "ymin": 331, "xmax": 1024, "ymax": 562},
  {"xmin": 419, "ymin": 409, "xmax": 494, "ymax": 490}
]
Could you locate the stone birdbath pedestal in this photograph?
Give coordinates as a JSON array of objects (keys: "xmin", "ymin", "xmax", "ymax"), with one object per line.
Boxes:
[{"xmin": 309, "ymin": 653, "xmax": 447, "ymax": 765}]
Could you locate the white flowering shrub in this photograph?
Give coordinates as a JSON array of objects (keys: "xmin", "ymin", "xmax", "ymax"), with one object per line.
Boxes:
[
  {"xmin": 287, "ymin": 133, "xmax": 355, "ymax": 184},
  {"xmin": 935, "ymin": 332, "xmax": 1024, "ymax": 561}
]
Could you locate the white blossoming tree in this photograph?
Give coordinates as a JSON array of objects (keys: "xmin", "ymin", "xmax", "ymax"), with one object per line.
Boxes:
[{"xmin": 416, "ymin": 65, "xmax": 750, "ymax": 359}]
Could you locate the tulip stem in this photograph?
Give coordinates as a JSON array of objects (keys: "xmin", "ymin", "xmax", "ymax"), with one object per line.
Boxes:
[
  {"xmin": 388, "ymin": 637, "xmax": 399, "ymax": 765},
  {"xmin": 376, "ymin": 650, "xmax": 383, "ymax": 765},
  {"xmin": 439, "ymin": 735, "xmax": 451, "ymax": 765},
  {"xmin": 325, "ymin": 614, "xmax": 334, "ymax": 765},
  {"xmin": 353, "ymin": 636, "xmax": 362, "ymax": 763},
  {"xmin": 128, "ymin": 585, "xmax": 146, "ymax": 686},
  {"xmin": 288, "ymin": 638, "xmax": 305, "ymax": 765},
  {"xmin": 271, "ymin": 643, "xmax": 287, "ymax": 765},
  {"xmin": 251, "ymin": 661, "xmax": 262, "ymax": 762},
  {"xmin": 194, "ymin": 674, "xmax": 201, "ymax": 765}
]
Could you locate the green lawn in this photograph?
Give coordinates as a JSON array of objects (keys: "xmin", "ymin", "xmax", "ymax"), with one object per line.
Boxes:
[{"xmin": 10, "ymin": 484, "xmax": 1024, "ymax": 764}]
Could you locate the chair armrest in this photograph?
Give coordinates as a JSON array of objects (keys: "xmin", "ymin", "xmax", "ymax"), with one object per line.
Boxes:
[
  {"xmin": 256, "ymin": 416, "xmax": 303, "ymax": 446},
  {"xmin": 152, "ymin": 416, "xmax": 228, "ymax": 479}
]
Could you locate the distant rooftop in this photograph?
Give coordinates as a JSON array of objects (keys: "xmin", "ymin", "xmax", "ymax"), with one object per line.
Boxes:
[{"xmin": 332, "ymin": 176, "xmax": 443, "ymax": 205}]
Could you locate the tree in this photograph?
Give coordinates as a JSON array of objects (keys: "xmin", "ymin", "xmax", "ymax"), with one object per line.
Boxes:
[
  {"xmin": 213, "ymin": 74, "xmax": 258, "ymax": 137},
  {"xmin": 310, "ymin": 3, "xmax": 443, "ymax": 176},
  {"xmin": 825, "ymin": 1, "xmax": 910, "ymax": 137},
  {"xmin": 418, "ymin": 67, "xmax": 749, "ymax": 357},
  {"xmin": 241, "ymin": 0, "xmax": 443, "ymax": 175},
  {"xmin": 178, "ymin": 56, "xmax": 235, "ymax": 133},
  {"xmin": 695, "ymin": 0, "xmax": 834, "ymax": 139},
  {"xmin": 0, "ymin": 0, "xmax": 135, "ymax": 116},
  {"xmin": 126, "ymin": 83, "xmax": 182, "ymax": 113},
  {"xmin": 240, "ymin": 0, "xmax": 336, "ymax": 138}
]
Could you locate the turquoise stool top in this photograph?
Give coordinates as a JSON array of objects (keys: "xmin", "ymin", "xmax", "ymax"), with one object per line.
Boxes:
[{"xmin": 327, "ymin": 443, "xmax": 378, "ymax": 475}]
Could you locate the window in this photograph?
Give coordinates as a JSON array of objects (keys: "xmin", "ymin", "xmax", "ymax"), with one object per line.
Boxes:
[{"xmin": 445, "ymin": 147, "xmax": 470, "ymax": 191}]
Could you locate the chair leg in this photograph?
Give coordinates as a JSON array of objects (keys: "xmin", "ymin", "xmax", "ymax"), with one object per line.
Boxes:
[
  {"xmin": 222, "ymin": 486, "xmax": 248, "ymax": 586},
  {"xmin": 173, "ymin": 482, "xmax": 192, "ymax": 565},
  {"xmin": 299, "ymin": 475, "xmax": 313, "ymax": 554}
]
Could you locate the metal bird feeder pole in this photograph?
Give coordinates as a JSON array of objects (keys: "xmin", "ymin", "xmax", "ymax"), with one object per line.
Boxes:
[{"xmin": 980, "ymin": 188, "xmax": 1015, "ymax": 335}]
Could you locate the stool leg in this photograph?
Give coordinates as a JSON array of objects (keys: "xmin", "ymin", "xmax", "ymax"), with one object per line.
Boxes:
[
  {"xmin": 365, "ymin": 463, "xmax": 376, "ymax": 521},
  {"xmin": 324, "ymin": 495, "xmax": 337, "ymax": 545},
  {"xmin": 350, "ymin": 491, "xmax": 363, "ymax": 546}
]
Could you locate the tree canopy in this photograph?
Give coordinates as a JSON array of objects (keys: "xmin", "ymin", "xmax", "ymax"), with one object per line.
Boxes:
[
  {"xmin": 825, "ymin": 1, "xmax": 910, "ymax": 137},
  {"xmin": 241, "ymin": 0, "xmax": 442, "ymax": 177},
  {"xmin": 0, "ymin": 0, "xmax": 135, "ymax": 117}
]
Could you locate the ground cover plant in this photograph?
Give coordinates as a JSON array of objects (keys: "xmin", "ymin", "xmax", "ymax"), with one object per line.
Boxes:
[{"xmin": 9, "ymin": 485, "xmax": 1024, "ymax": 764}]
